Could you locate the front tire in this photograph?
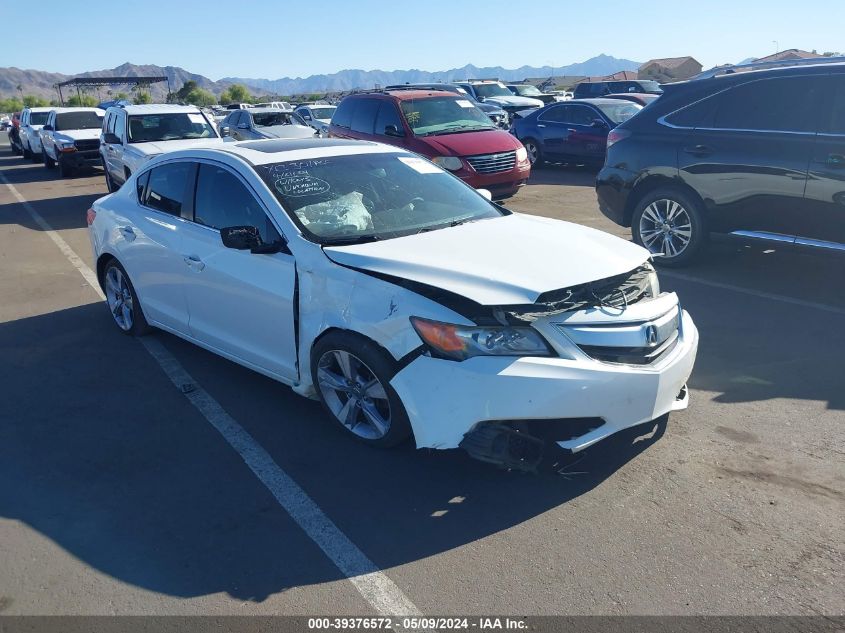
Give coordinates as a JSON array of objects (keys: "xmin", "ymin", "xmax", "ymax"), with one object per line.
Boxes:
[
  {"xmin": 631, "ymin": 188, "xmax": 707, "ymax": 267},
  {"xmin": 58, "ymin": 158, "xmax": 74, "ymax": 178},
  {"xmin": 102, "ymin": 260, "xmax": 152, "ymax": 336},
  {"xmin": 44, "ymin": 148, "xmax": 55, "ymax": 169},
  {"xmin": 311, "ymin": 332, "xmax": 412, "ymax": 448},
  {"xmin": 103, "ymin": 162, "xmax": 116, "ymax": 192}
]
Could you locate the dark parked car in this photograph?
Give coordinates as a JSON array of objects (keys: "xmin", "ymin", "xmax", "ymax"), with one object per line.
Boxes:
[
  {"xmin": 329, "ymin": 90, "xmax": 530, "ymax": 199},
  {"xmin": 506, "ymin": 84, "xmax": 556, "ymax": 104},
  {"xmin": 384, "ymin": 83, "xmax": 509, "ymax": 128},
  {"xmin": 604, "ymin": 92, "xmax": 660, "ymax": 107},
  {"xmin": 511, "ymin": 98, "xmax": 642, "ymax": 167},
  {"xmin": 596, "ymin": 60, "xmax": 845, "ymax": 266},
  {"xmin": 573, "ymin": 80, "xmax": 663, "ymax": 99}
]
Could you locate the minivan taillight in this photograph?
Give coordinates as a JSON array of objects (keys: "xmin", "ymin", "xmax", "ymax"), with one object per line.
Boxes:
[
  {"xmin": 606, "ymin": 129, "xmax": 631, "ymax": 149},
  {"xmin": 86, "ymin": 208, "xmax": 96, "ymax": 226}
]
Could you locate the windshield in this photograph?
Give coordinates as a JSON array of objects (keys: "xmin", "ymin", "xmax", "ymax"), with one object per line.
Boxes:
[
  {"xmin": 56, "ymin": 111, "xmax": 103, "ymax": 131},
  {"xmin": 512, "ymin": 85, "xmax": 543, "ymax": 96},
  {"xmin": 595, "ymin": 102, "xmax": 643, "ymax": 124},
  {"xmin": 472, "ymin": 83, "xmax": 513, "ymax": 98},
  {"xmin": 127, "ymin": 113, "xmax": 217, "ymax": 142},
  {"xmin": 256, "ymin": 153, "xmax": 505, "ymax": 244},
  {"xmin": 29, "ymin": 112, "xmax": 50, "ymax": 125},
  {"xmin": 253, "ymin": 112, "xmax": 299, "ymax": 127},
  {"xmin": 399, "ymin": 97, "xmax": 494, "ymax": 136},
  {"xmin": 309, "ymin": 107, "xmax": 336, "ymax": 119},
  {"xmin": 637, "ymin": 80, "xmax": 663, "ymax": 93}
]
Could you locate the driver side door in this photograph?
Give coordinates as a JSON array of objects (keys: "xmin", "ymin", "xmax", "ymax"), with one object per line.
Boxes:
[{"xmin": 179, "ymin": 161, "xmax": 298, "ymax": 381}]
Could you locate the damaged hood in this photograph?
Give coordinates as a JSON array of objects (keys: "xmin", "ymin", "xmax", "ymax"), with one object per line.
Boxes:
[
  {"xmin": 323, "ymin": 213, "xmax": 649, "ymax": 305},
  {"xmin": 260, "ymin": 125, "xmax": 316, "ymax": 139}
]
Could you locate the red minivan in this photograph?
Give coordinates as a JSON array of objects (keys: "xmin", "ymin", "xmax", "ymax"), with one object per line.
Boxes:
[{"xmin": 328, "ymin": 90, "xmax": 530, "ymax": 199}]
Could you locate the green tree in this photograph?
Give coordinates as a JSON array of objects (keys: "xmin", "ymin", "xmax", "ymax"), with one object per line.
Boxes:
[
  {"xmin": 115, "ymin": 92, "xmax": 129, "ymax": 100},
  {"xmin": 133, "ymin": 92, "xmax": 152, "ymax": 105},
  {"xmin": 0, "ymin": 97, "xmax": 24, "ymax": 112},
  {"xmin": 67, "ymin": 94, "xmax": 98, "ymax": 107},
  {"xmin": 22, "ymin": 95, "xmax": 50, "ymax": 107},
  {"xmin": 184, "ymin": 88, "xmax": 217, "ymax": 106},
  {"xmin": 220, "ymin": 83, "xmax": 252, "ymax": 105}
]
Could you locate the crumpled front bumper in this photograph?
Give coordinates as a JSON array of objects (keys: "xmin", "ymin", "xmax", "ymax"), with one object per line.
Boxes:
[{"xmin": 390, "ymin": 310, "xmax": 698, "ymax": 454}]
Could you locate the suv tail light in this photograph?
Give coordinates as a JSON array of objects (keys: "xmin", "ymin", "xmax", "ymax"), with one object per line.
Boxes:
[
  {"xmin": 86, "ymin": 208, "xmax": 96, "ymax": 226},
  {"xmin": 606, "ymin": 129, "xmax": 631, "ymax": 149}
]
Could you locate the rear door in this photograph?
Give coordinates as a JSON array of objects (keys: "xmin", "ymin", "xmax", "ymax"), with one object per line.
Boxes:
[
  {"xmin": 179, "ymin": 162, "xmax": 298, "ymax": 380},
  {"xmin": 677, "ymin": 75, "xmax": 820, "ymax": 237},
  {"xmin": 534, "ymin": 104, "xmax": 571, "ymax": 160},
  {"xmin": 563, "ymin": 104, "xmax": 607, "ymax": 162},
  {"xmin": 803, "ymin": 73, "xmax": 845, "ymax": 244}
]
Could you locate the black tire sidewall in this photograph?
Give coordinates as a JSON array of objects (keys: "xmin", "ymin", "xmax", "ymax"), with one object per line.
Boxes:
[
  {"xmin": 310, "ymin": 332, "xmax": 413, "ymax": 448},
  {"xmin": 632, "ymin": 188, "xmax": 707, "ymax": 267},
  {"xmin": 103, "ymin": 260, "xmax": 152, "ymax": 336}
]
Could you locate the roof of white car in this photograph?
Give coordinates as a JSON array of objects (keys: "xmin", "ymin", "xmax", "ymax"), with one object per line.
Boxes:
[
  {"xmin": 117, "ymin": 104, "xmax": 203, "ymax": 115},
  {"xmin": 51, "ymin": 107, "xmax": 105, "ymax": 113},
  {"xmin": 249, "ymin": 107, "xmax": 294, "ymax": 114},
  {"xmin": 182, "ymin": 138, "xmax": 403, "ymax": 166}
]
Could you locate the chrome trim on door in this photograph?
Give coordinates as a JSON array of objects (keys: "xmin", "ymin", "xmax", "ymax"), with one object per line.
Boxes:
[{"xmin": 730, "ymin": 231, "xmax": 845, "ymax": 252}]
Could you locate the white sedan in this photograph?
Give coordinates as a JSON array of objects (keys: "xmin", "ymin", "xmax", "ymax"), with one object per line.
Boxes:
[{"xmin": 87, "ymin": 138, "xmax": 698, "ymax": 468}]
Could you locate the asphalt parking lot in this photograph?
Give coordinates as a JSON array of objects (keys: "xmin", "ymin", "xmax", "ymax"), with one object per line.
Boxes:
[{"xmin": 0, "ymin": 135, "xmax": 842, "ymax": 617}]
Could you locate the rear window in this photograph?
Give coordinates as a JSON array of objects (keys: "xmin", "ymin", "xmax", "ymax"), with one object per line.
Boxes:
[
  {"xmin": 711, "ymin": 77, "xmax": 819, "ymax": 133},
  {"xmin": 823, "ymin": 75, "xmax": 845, "ymax": 134}
]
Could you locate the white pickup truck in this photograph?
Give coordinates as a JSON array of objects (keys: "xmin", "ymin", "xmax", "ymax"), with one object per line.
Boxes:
[
  {"xmin": 99, "ymin": 104, "xmax": 222, "ymax": 192},
  {"xmin": 40, "ymin": 107, "xmax": 105, "ymax": 177}
]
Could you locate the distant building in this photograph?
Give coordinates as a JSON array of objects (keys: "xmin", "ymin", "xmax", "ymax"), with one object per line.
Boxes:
[
  {"xmin": 639, "ymin": 56, "xmax": 703, "ymax": 83},
  {"xmin": 753, "ymin": 48, "xmax": 823, "ymax": 63}
]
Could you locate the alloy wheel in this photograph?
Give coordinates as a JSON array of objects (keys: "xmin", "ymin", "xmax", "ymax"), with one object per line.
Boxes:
[
  {"xmin": 638, "ymin": 198, "xmax": 693, "ymax": 258},
  {"xmin": 316, "ymin": 350, "xmax": 392, "ymax": 440},
  {"xmin": 524, "ymin": 141, "xmax": 539, "ymax": 165},
  {"xmin": 104, "ymin": 266, "xmax": 134, "ymax": 331}
]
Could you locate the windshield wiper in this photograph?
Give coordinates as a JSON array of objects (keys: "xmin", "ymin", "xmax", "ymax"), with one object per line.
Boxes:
[
  {"xmin": 421, "ymin": 125, "xmax": 494, "ymax": 137},
  {"xmin": 323, "ymin": 234, "xmax": 383, "ymax": 246}
]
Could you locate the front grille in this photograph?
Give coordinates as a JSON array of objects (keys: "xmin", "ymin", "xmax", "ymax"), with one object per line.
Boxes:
[
  {"xmin": 74, "ymin": 139, "xmax": 99, "ymax": 152},
  {"xmin": 466, "ymin": 150, "xmax": 516, "ymax": 174},
  {"xmin": 580, "ymin": 332, "xmax": 680, "ymax": 366}
]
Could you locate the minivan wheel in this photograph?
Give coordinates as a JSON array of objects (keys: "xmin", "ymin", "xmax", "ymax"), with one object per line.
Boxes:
[
  {"xmin": 311, "ymin": 332, "xmax": 412, "ymax": 448},
  {"xmin": 632, "ymin": 188, "xmax": 707, "ymax": 267},
  {"xmin": 102, "ymin": 260, "xmax": 152, "ymax": 336},
  {"xmin": 523, "ymin": 139, "xmax": 543, "ymax": 166}
]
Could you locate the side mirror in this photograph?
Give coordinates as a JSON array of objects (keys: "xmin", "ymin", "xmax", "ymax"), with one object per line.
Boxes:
[
  {"xmin": 220, "ymin": 226, "xmax": 287, "ymax": 254},
  {"xmin": 219, "ymin": 125, "xmax": 230, "ymax": 136},
  {"xmin": 103, "ymin": 132, "xmax": 121, "ymax": 144},
  {"xmin": 43, "ymin": 124, "xmax": 53, "ymax": 131},
  {"xmin": 237, "ymin": 123, "xmax": 250, "ymax": 130},
  {"xmin": 591, "ymin": 119, "xmax": 608, "ymax": 128},
  {"xmin": 476, "ymin": 188, "xmax": 493, "ymax": 201},
  {"xmin": 302, "ymin": 113, "xmax": 311, "ymax": 120},
  {"xmin": 384, "ymin": 124, "xmax": 405, "ymax": 137}
]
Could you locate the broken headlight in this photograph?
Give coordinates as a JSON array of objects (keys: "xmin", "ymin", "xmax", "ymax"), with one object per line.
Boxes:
[
  {"xmin": 411, "ymin": 317, "xmax": 552, "ymax": 361},
  {"xmin": 645, "ymin": 263, "xmax": 660, "ymax": 298}
]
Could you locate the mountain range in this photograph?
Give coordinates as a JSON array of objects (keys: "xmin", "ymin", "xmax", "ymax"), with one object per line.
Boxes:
[{"xmin": 0, "ymin": 55, "xmax": 640, "ymax": 101}]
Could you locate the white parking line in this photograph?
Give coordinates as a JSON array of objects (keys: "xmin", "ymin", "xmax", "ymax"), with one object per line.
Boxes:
[
  {"xmin": 661, "ymin": 271, "xmax": 845, "ymax": 317},
  {"xmin": 0, "ymin": 171, "xmax": 423, "ymax": 618}
]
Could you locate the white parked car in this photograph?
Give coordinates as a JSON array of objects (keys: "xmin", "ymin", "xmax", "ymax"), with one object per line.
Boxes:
[
  {"xmin": 87, "ymin": 139, "xmax": 698, "ymax": 468},
  {"xmin": 39, "ymin": 107, "xmax": 105, "ymax": 177},
  {"xmin": 294, "ymin": 104, "xmax": 337, "ymax": 137},
  {"xmin": 218, "ymin": 108, "xmax": 316, "ymax": 141},
  {"xmin": 255, "ymin": 101, "xmax": 293, "ymax": 110},
  {"xmin": 100, "ymin": 104, "xmax": 222, "ymax": 192},
  {"xmin": 19, "ymin": 107, "xmax": 53, "ymax": 161}
]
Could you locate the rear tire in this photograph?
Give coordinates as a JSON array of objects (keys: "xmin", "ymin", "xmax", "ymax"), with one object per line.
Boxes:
[
  {"xmin": 631, "ymin": 187, "xmax": 707, "ymax": 267},
  {"xmin": 102, "ymin": 259, "xmax": 152, "ymax": 336},
  {"xmin": 311, "ymin": 332, "xmax": 412, "ymax": 448},
  {"xmin": 523, "ymin": 138, "xmax": 543, "ymax": 167}
]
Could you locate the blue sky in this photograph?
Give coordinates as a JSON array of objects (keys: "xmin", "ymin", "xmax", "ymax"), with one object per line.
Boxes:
[{"xmin": 1, "ymin": 0, "xmax": 842, "ymax": 79}]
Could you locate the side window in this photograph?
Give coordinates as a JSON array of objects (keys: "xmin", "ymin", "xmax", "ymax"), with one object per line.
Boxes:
[
  {"xmin": 113, "ymin": 113, "xmax": 126, "ymax": 141},
  {"xmin": 143, "ymin": 162, "xmax": 192, "ymax": 216},
  {"xmin": 374, "ymin": 101, "xmax": 403, "ymax": 134},
  {"xmin": 822, "ymin": 75, "xmax": 845, "ymax": 134},
  {"xmin": 539, "ymin": 105, "xmax": 570, "ymax": 123},
  {"xmin": 194, "ymin": 164, "xmax": 280, "ymax": 243},
  {"xmin": 332, "ymin": 99, "xmax": 355, "ymax": 128},
  {"xmin": 569, "ymin": 106, "xmax": 598, "ymax": 125},
  {"xmin": 712, "ymin": 77, "xmax": 819, "ymax": 132},
  {"xmin": 351, "ymin": 98, "xmax": 380, "ymax": 134},
  {"xmin": 135, "ymin": 170, "xmax": 150, "ymax": 201},
  {"xmin": 106, "ymin": 112, "xmax": 115, "ymax": 134},
  {"xmin": 665, "ymin": 97, "xmax": 716, "ymax": 128}
]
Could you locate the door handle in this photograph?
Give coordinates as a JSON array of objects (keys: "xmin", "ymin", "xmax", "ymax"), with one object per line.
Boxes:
[
  {"xmin": 824, "ymin": 153, "xmax": 845, "ymax": 167},
  {"xmin": 183, "ymin": 255, "xmax": 205, "ymax": 271},
  {"xmin": 537, "ymin": 124, "xmax": 546, "ymax": 128},
  {"xmin": 683, "ymin": 144, "xmax": 712, "ymax": 157},
  {"xmin": 567, "ymin": 128, "xmax": 577, "ymax": 134},
  {"xmin": 119, "ymin": 226, "xmax": 136, "ymax": 241}
]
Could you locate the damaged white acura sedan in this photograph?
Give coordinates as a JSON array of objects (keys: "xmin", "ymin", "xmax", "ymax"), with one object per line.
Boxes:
[{"xmin": 88, "ymin": 138, "xmax": 698, "ymax": 469}]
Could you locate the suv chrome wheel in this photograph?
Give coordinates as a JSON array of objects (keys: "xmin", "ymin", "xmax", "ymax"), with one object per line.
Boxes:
[
  {"xmin": 637, "ymin": 198, "xmax": 693, "ymax": 258},
  {"xmin": 104, "ymin": 266, "xmax": 134, "ymax": 331},
  {"xmin": 316, "ymin": 350, "xmax": 392, "ymax": 440}
]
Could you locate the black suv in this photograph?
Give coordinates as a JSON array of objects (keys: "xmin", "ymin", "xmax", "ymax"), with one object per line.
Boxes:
[
  {"xmin": 596, "ymin": 61, "xmax": 845, "ymax": 266},
  {"xmin": 573, "ymin": 80, "xmax": 662, "ymax": 99}
]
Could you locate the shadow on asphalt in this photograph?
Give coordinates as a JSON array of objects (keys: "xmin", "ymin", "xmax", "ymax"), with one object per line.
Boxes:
[
  {"xmin": 0, "ymin": 193, "xmax": 100, "ymax": 232},
  {"xmin": 526, "ymin": 163, "xmax": 599, "ymax": 187},
  {"xmin": 0, "ymin": 302, "xmax": 667, "ymax": 602}
]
